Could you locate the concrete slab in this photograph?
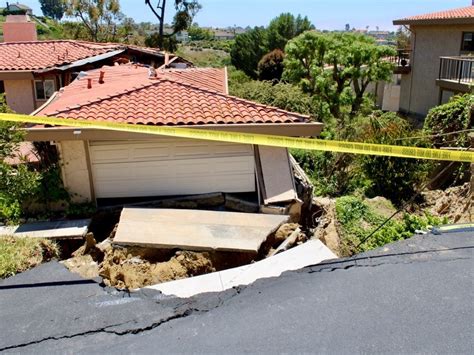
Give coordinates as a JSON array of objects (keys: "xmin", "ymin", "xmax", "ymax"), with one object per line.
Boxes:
[
  {"xmin": 113, "ymin": 208, "xmax": 289, "ymax": 253},
  {"xmin": 0, "ymin": 219, "xmax": 90, "ymax": 239},
  {"xmin": 145, "ymin": 239, "xmax": 337, "ymax": 297}
]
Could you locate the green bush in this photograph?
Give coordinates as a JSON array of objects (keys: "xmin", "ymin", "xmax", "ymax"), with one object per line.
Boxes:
[
  {"xmin": 424, "ymin": 94, "xmax": 473, "ymax": 148},
  {"xmin": 335, "ymin": 196, "xmax": 447, "ymax": 255},
  {"xmin": 229, "ymin": 79, "xmax": 315, "ymax": 116},
  {"xmin": 356, "ymin": 112, "xmax": 431, "ymax": 205}
]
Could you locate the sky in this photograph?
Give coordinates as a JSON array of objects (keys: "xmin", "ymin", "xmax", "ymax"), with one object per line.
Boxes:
[{"xmin": 16, "ymin": 0, "xmax": 472, "ymax": 30}]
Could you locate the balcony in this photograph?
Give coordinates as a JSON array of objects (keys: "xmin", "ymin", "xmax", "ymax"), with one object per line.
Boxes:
[
  {"xmin": 388, "ymin": 49, "xmax": 411, "ymax": 74},
  {"xmin": 437, "ymin": 56, "xmax": 474, "ymax": 93}
]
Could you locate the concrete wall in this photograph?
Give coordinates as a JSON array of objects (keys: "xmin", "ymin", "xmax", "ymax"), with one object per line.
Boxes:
[
  {"xmin": 399, "ymin": 24, "xmax": 474, "ymax": 118},
  {"xmin": 381, "ymin": 75, "xmax": 401, "ymax": 112},
  {"xmin": 58, "ymin": 140, "xmax": 92, "ymax": 203},
  {"xmin": 4, "ymin": 80, "xmax": 35, "ymax": 114}
]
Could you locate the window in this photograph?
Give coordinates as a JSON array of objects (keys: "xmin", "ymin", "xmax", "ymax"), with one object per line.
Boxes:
[
  {"xmin": 461, "ymin": 32, "xmax": 474, "ymax": 52},
  {"xmin": 34, "ymin": 80, "xmax": 55, "ymax": 100},
  {"xmin": 0, "ymin": 81, "xmax": 4, "ymax": 94}
]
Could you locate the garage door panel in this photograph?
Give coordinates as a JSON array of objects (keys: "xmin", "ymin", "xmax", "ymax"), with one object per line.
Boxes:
[{"xmin": 90, "ymin": 140, "xmax": 256, "ymax": 198}]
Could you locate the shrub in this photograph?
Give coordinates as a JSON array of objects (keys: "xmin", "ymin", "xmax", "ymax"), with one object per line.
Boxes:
[
  {"xmin": 357, "ymin": 111, "xmax": 431, "ymax": 205},
  {"xmin": 424, "ymin": 94, "xmax": 473, "ymax": 148},
  {"xmin": 258, "ymin": 49, "xmax": 285, "ymax": 81},
  {"xmin": 229, "ymin": 79, "xmax": 315, "ymax": 116},
  {"xmin": 335, "ymin": 196, "xmax": 446, "ymax": 255}
]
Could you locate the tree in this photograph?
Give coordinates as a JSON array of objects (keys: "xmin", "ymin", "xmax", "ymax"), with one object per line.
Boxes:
[
  {"xmin": 258, "ymin": 49, "xmax": 285, "ymax": 81},
  {"xmin": 267, "ymin": 13, "xmax": 314, "ymax": 51},
  {"xmin": 0, "ymin": 95, "xmax": 41, "ymax": 223},
  {"xmin": 187, "ymin": 24, "xmax": 213, "ymax": 41},
  {"xmin": 64, "ymin": 0, "xmax": 123, "ymax": 42},
  {"xmin": 395, "ymin": 26, "xmax": 411, "ymax": 49},
  {"xmin": 283, "ymin": 31, "xmax": 396, "ymax": 122},
  {"xmin": 230, "ymin": 27, "xmax": 268, "ymax": 79},
  {"xmin": 40, "ymin": 0, "xmax": 66, "ymax": 20},
  {"xmin": 145, "ymin": 0, "xmax": 201, "ymax": 50},
  {"xmin": 345, "ymin": 23, "xmax": 350, "ymax": 32}
]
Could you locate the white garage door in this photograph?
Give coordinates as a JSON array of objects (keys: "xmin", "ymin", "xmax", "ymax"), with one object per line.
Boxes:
[{"xmin": 89, "ymin": 139, "xmax": 256, "ymax": 198}]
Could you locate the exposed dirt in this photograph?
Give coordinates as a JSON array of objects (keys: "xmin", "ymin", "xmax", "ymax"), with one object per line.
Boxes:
[
  {"xmin": 62, "ymin": 219, "xmax": 305, "ymax": 289},
  {"xmin": 311, "ymin": 197, "xmax": 343, "ymax": 257},
  {"xmin": 420, "ymin": 183, "xmax": 472, "ymax": 223}
]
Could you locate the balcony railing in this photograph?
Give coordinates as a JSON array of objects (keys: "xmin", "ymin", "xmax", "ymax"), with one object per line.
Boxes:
[
  {"xmin": 439, "ymin": 56, "xmax": 474, "ymax": 84},
  {"xmin": 388, "ymin": 49, "xmax": 411, "ymax": 74}
]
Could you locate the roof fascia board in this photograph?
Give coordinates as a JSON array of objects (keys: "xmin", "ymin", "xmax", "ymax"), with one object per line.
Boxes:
[
  {"xmin": 393, "ymin": 18, "xmax": 474, "ymax": 25},
  {"xmin": 25, "ymin": 122, "xmax": 324, "ymax": 141},
  {"xmin": 0, "ymin": 71, "xmax": 34, "ymax": 80}
]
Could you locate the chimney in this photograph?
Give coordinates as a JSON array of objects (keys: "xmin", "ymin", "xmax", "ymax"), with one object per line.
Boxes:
[
  {"xmin": 2, "ymin": 14, "xmax": 37, "ymax": 42},
  {"xmin": 87, "ymin": 78, "xmax": 92, "ymax": 89},
  {"xmin": 99, "ymin": 71, "xmax": 105, "ymax": 84},
  {"xmin": 165, "ymin": 52, "xmax": 170, "ymax": 67}
]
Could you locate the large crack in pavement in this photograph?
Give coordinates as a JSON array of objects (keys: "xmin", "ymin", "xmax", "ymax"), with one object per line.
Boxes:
[
  {"xmin": 0, "ymin": 286, "xmax": 245, "ymax": 352},
  {"xmin": 305, "ymin": 245, "xmax": 474, "ymax": 273}
]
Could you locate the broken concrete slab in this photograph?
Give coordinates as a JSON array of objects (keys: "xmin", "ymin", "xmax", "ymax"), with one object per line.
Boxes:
[
  {"xmin": 113, "ymin": 208, "xmax": 289, "ymax": 253},
  {"xmin": 145, "ymin": 239, "xmax": 337, "ymax": 297},
  {"xmin": 0, "ymin": 219, "xmax": 90, "ymax": 239}
]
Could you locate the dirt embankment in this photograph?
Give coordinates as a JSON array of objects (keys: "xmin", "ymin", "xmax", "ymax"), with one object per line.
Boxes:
[
  {"xmin": 63, "ymin": 222, "xmax": 303, "ymax": 290},
  {"xmin": 421, "ymin": 183, "xmax": 472, "ymax": 223},
  {"xmin": 311, "ymin": 184, "xmax": 472, "ymax": 257}
]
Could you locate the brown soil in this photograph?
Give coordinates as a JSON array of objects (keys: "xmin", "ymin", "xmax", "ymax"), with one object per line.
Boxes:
[
  {"xmin": 62, "ymin": 221, "xmax": 305, "ymax": 290},
  {"xmin": 420, "ymin": 183, "xmax": 472, "ymax": 223}
]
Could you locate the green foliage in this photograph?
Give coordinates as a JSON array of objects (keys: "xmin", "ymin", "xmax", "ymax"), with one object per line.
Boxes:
[
  {"xmin": 229, "ymin": 79, "xmax": 315, "ymax": 116},
  {"xmin": 283, "ymin": 31, "xmax": 396, "ymax": 120},
  {"xmin": 64, "ymin": 0, "xmax": 123, "ymax": 42},
  {"xmin": 258, "ymin": 49, "xmax": 285, "ymax": 81},
  {"xmin": 267, "ymin": 13, "xmax": 314, "ymax": 50},
  {"xmin": 291, "ymin": 149, "xmax": 365, "ymax": 196},
  {"xmin": 39, "ymin": 0, "xmax": 66, "ymax": 20},
  {"xmin": 424, "ymin": 94, "xmax": 473, "ymax": 148},
  {"xmin": 145, "ymin": 32, "xmax": 178, "ymax": 51},
  {"xmin": 0, "ymin": 236, "xmax": 59, "ymax": 278},
  {"xmin": 188, "ymin": 24, "xmax": 213, "ymax": 41},
  {"xmin": 357, "ymin": 111, "xmax": 431, "ymax": 205},
  {"xmin": 335, "ymin": 196, "xmax": 446, "ymax": 255},
  {"xmin": 176, "ymin": 46, "xmax": 230, "ymax": 67},
  {"xmin": 231, "ymin": 27, "xmax": 268, "ymax": 78},
  {"xmin": 66, "ymin": 202, "xmax": 97, "ymax": 218},
  {"xmin": 395, "ymin": 26, "xmax": 410, "ymax": 49},
  {"xmin": 33, "ymin": 166, "xmax": 70, "ymax": 205}
]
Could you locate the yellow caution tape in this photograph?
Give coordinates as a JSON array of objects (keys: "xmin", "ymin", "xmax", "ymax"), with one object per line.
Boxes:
[{"xmin": 0, "ymin": 112, "xmax": 473, "ymax": 163}]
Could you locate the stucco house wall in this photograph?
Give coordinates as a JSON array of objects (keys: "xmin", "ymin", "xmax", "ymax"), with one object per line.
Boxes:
[
  {"xmin": 399, "ymin": 24, "xmax": 474, "ymax": 118},
  {"xmin": 3, "ymin": 80, "xmax": 35, "ymax": 114},
  {"xmin": 58, "ymin": 140, "xmax": 92, "ymax": 203}
]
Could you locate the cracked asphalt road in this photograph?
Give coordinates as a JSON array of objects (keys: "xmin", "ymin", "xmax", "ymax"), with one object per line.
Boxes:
[{"xmin": 1, "ymin": 230, "xmax": 472, "ymax": 354}]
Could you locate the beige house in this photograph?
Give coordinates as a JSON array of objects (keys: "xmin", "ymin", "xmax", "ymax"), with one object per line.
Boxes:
[
  {"xmin": 0, "ymin": 15, "xmax": 190, "ymax": 114},
  {"xmin": 27, "ymin": 64, "xmax": 322, "ymax": 206},
  {"xmin": 392, "ymin": 5, "xmax": 474, "ymax": 119}
]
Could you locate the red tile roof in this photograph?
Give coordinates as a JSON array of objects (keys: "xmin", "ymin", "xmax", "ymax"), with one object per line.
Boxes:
[
  {"xmin": 35, "ymin": 65, "xmax": 309, "ymax": 125},
  {"xmin": 393, "ymin": 6, "xmax": 474, "ymax": 25},
  {"xmin": 0, "ymin": 40, "xmax": 166, "ymax": 71}
]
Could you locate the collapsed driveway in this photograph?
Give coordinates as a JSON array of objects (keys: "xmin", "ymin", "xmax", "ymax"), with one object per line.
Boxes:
[{"xmin": 1, "ymin": 230, "xmax": 472, "ymax": 354}]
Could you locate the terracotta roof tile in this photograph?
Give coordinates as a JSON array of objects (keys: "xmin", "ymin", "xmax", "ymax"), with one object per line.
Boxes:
[
  {"xmin": 0, "ymin": 40, "xmax": 168, "ymax": 71},
  {"xmin": 35, "ymin": 64, "xmax": 309, "ymax": 125},
  {"xmin": 394, "ymin": 6, "xmax": 474, "ymax": 25}
]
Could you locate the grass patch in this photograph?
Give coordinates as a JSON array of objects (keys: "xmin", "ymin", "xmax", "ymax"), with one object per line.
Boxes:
[
  {"xmin": 336, "ymin": 196, "xmax": 447, "ymax": 256},
  {"xmin": 0, "ymin": 236, "xmax": 59, "ymax": 278}
]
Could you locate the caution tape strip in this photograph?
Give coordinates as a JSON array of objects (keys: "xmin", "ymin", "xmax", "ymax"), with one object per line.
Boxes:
[{"xmin": 0, "ymin": 113, "xmax": 473, "ymax": 163}]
